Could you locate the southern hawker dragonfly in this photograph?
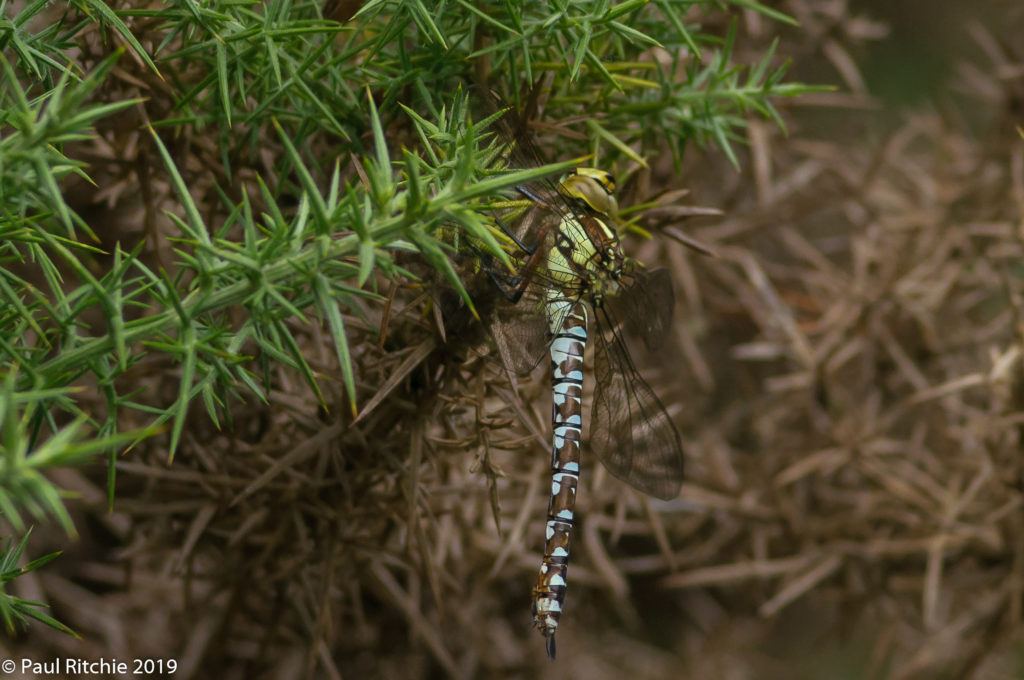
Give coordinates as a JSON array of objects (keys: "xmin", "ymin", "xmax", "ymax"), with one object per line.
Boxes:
[{"xmin": 466, "ymin": 98, "xmax": 686, "ymax": 658}]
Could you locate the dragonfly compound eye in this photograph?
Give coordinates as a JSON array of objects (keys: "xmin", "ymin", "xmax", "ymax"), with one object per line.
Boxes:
[
  {"xmin": 572, "ymin": 167, "xmax": 616, "ymax": 193},
  {"xmin": 558, "ymin": 168, "xmax": 619, "ymax": 219}
]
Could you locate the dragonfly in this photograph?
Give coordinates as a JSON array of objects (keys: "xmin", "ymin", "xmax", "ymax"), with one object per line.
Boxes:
[{"xmin": 472, "ymin": 99, "xmax": 686, "ymax": 659}]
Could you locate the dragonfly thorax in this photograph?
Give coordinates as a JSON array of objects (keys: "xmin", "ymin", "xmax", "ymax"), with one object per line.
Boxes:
[
  {"xmin": 545, "ymin": 212, "xmax": 625, "ymax": 296},
  {"xmin": 540, "ymin": 167, "xmax": 626, "ymax": 294}
]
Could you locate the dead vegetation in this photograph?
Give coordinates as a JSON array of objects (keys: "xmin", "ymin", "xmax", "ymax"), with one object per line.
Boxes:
[{"xmin": 8, "ymin": 1, "xmax": 1024, "ymax": 679}]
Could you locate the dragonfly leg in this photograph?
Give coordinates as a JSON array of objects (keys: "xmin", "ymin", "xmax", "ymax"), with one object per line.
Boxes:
[
  {"xmin": 494, "ymin": 215, "xmax": 537, "ymax": 255},
  {"xmin": 517, "ymin": 185, "xmax": 558, "ymax": 213},
  {"xmin": 482, "ymin": 220, "xmax": 552, "ymax": 304}
]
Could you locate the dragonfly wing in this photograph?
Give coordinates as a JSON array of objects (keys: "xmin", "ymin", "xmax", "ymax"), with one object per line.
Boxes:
[
  {"xmin": 590, "ymin": 302, "xmax": 684, "ymax": 500},
  {"xmin": 490, "ymin": 308, "xmax": 550, "ymax": 374},
  {"xmin": 606, "ymin": 267, "xmax": 675, "ymax": 353}
]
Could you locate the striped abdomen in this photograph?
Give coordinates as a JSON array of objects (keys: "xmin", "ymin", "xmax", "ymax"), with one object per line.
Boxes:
[{"xmin": 532, "ymin": 297, "xmax": 587, "ymax": 659}]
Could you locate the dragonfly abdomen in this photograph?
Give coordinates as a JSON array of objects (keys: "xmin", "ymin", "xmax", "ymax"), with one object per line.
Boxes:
[{"xmin": 532, "ymin": 300, "xmax": 588, "ymax": 659}]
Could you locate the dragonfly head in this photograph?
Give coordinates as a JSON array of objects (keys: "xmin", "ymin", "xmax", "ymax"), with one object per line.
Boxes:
[{"xmin": 558, "ymin": 167, "xmax": 619, "ymax": 221}]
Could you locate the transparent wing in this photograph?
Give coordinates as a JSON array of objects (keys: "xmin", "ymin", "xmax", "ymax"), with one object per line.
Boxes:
[
  {"xmin": 607, "ymin": 267, "xmax": 675, "ymax": 352},
  {"xmin": 489, "ymin": 304, "xmax": 550, "ymax": 374},
  {"xmin": 590, "ymin": 268, "xmax": 684, "ymax": 500}
]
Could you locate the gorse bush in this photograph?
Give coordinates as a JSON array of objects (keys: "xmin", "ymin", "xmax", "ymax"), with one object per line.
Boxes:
[{"xmin": 0, "ymin": 0, "xmax": 813, "ymax": 643}]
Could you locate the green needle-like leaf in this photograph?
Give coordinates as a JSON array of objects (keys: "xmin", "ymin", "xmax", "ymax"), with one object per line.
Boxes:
[
  {"xmin": 313, "ymin": 275, "xmax": 357, "ymax": 418},
  {"xmin": 72, "ymin": 0, "xmax": 163, "ymax": 78},
  {"xmin": 168, "ymin": 323, "xmax": 197, "ymax": 463}
]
